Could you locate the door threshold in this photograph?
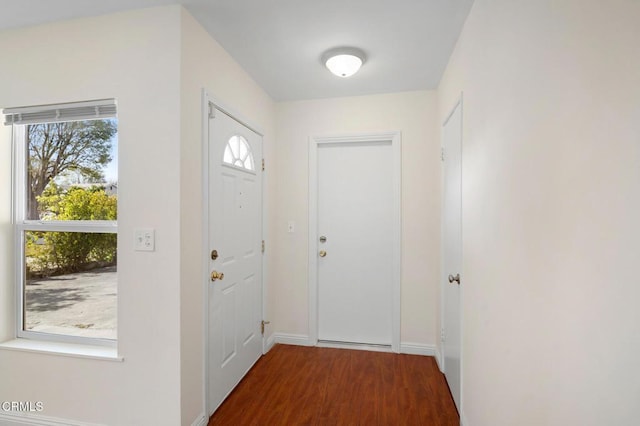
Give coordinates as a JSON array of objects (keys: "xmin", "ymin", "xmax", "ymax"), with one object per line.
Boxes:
[{"xmin": 317, "ymin": 340, "xmax": 393, "ymax": 353}]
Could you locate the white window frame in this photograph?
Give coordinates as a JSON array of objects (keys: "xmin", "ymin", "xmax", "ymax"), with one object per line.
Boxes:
[{"xmin": 10, "ymin": 111, "xmax": 117, "ymax": 347}]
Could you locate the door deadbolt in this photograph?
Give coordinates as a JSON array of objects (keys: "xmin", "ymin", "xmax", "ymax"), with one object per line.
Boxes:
[
  {"xmin": 211, "ymin": 249, "xmax": 218, "ymax": 260},
  {"xmin": 319, "ymin": 236, "xmax": 327, "ymax": 243},
  {"xmin": 211, "ymin": 271, "xmax": 224, "ymax": 281}
]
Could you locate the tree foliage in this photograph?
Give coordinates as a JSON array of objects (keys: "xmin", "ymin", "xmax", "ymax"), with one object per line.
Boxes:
[
  {"xmin": 27, "ymin": 119, "xmax": 116, "ymax": 219},
  {"xmin": 26, "ymin": 185, "xmax": 117, "ymax": 276},
  {"xmin": 39, "ymin": 184, "xmax": 117, "ymax": 221}
]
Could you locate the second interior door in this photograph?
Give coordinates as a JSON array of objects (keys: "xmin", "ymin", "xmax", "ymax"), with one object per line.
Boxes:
[
  {"xmin": 317, "ymin": 141, "xmax": 393, "ymax": 345},
  {"xmin": 443, "ymin": 100, "xmax": 463, "ymax": 411}
]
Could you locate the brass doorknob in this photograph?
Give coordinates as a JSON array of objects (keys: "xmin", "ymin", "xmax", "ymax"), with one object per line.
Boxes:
[
  {"xmin": 211, "ymin": 271, "xmax": 224, "ymax": 281},
  {"xmin": 319, "ymin": 250, "xmax": 327, "ymax": 257}
]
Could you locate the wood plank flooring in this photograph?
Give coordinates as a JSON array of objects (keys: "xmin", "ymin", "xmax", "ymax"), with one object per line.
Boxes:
[{"xmin": 208, "ymin": 344, "xmax": 459, "ymax": 426}]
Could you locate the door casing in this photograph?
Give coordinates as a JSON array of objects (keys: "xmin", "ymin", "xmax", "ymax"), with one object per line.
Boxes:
[
  {"xmin": 201, "ymin": 89, "xmax": 267, "ymax": 417},
  {"xmin": 308, "ymin": 132, "xmax": 402, "ymax": 353}
]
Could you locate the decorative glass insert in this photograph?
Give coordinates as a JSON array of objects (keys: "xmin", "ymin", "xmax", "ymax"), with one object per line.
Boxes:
[{"xmin": 223, "ymin": 135, "xmax": 255, "ymax": 171}]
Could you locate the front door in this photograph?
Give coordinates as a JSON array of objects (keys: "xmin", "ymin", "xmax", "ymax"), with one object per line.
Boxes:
[
  {"xmin": 316, "ymin": 140, "xmax": 394, "ymax": 346},
  {"xmin": 207, "ymin": 106, "xmax": 263, "ymax": 414},
  {"xmin": 443, "ymin": 100, "xmax": 463, "ymax": 411}
]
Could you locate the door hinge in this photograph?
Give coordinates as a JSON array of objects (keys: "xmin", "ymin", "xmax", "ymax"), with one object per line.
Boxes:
[
  {"xmin": 262, "ymin": 158, "xmax": 265, "ymax": 171},
  {"xmin": 261, "ymin": 320, "xmax": 270, "ymax": 335},
  {"xmin": 208, "ymin": 103, "xmax": 215, "ymax": 119},
  {"xmin": 262, "ymin": 240, "xmax": 265, "ymax": 253},
  {"xmin": 441, "ymin": 147, "xmax": 445, "ymax": 161}
]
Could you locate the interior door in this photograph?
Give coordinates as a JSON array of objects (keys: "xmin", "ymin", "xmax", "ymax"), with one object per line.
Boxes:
[
  {"xmin": 443, "ymin": 100, "xmax": 463, "ymax": 411},
  {"xmin": 208, "ymin": 107, "xmax": 263, "ymax": 414},
  {"xmin": 317, "ymin": 141, "xmax": 393, "ymax": 346}
]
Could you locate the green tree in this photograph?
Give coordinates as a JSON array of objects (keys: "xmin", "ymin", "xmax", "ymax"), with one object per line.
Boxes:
[
  {"xmin": 29, "ymin": 185, "xmax": 117, "ymax": 274},
  {"xmin": 27, "ymin": 119, "xmax": 116, "ymax": 220},
  {"xmin": 40, "ymin": 185, "xmax": 117, "ymax": 221}
]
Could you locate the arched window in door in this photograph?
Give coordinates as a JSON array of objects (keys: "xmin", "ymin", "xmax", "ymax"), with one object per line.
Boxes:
[{"xmin": 223, "ymin": 135, "xmax": 255, "ymax": 171}]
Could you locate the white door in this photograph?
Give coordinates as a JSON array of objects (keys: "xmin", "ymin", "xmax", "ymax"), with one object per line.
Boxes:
[
  {"xmin": 317, "ymin": 141, "xmax": 394, "ymax": 346},
  {"xmin": 207, "ymin": 107, "xmax": 263, "ymax": 414},
  {"xmin": 443, "ymin": 100, "xmax": 463, "ymax": 411}
]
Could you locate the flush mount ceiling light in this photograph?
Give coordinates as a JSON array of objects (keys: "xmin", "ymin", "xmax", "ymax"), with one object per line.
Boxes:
[{"xmin": 322, "ymin": 47, "xmax": 366, "ymax": 78}]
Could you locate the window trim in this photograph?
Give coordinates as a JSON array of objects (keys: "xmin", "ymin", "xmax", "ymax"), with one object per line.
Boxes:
[
  {"xmin": 11, "ymin": 119, "xmax": 117, "ymax": 348},
  {"xmin": 0, "ymin": 338, "xmax": 122, "ymax": 361}
]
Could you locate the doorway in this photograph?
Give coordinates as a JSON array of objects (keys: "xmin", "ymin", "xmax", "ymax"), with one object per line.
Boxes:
[
  {"xmin": 308, "ymin": 132, "xmax": 401, "ymax": 352},
  {"xmin": 205, "ymin": 99, "xmax": 264, "ymax": 414}
]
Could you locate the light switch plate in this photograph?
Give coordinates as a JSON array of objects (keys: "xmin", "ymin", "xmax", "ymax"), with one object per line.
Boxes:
[{"xmin": 134, "ymin": 228, "xmax": 155, "ymax": 252}]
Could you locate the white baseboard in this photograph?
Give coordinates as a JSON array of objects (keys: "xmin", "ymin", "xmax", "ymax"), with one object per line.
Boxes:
[
  {"xmin": 461, "ymin": 412, "xmax": 469, "ymax": 426},
  {"xmin": 0, "ymin": 412, "xmax": 103, "ymax": 426},
  {"xmin": 265, "ymin": 333, "xmax": 276, "ymax": 352},
  {"xmin": 190, "ymin": 413, "xmax": 208, "ymax": 426},
  {"xmin": 399, "ymin": 342, "xmax": 437, "ymax": 357},
  {"xmin": 272, "ymin": 337, "xmax": 441, "ymax": 359},
  {"xmin": 273, "ymin": 333, "xmax": 312, "ymax": 346},
  {"xmin": 317, "ymin": 340, "xmax": 393, "ymax": 353},
  {"xmin": 435, "ymin": 347, "xmax": 444, "ymax": 372}
]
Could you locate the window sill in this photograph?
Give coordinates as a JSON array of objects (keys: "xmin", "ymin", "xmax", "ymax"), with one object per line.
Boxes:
[{"xmin": 0, "ymin": 339, "xmax": 123, "ymax": 361}]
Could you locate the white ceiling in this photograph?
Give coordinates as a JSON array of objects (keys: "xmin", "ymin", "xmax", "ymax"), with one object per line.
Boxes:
[{"xmin": 0, "ymin": 0, "xmax": 474, "ymax": 101}]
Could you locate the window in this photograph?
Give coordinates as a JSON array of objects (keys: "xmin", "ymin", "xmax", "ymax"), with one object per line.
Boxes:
[
  {"xmin": 5, "ymin": 100, "xmax": 118, "ymax": 346},
  {"xmin": 223, "ymin": 135, "xmax": 255, "ymax": 171}
]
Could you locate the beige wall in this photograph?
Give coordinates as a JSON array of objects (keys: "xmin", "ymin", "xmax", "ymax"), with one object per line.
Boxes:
[
  {"xmin": 179, "ymin": 8, "xmax": 277, "ymax": 426},
  {"xmin": 0, "ymin": 6, "xmax": 183, "ymax": 425},
  {"xmin": 438, "ymin": 0, "xmax": 640, "ymax": 424},
  {"xmin": 274, "ymin": 91, "xmax": 440, "ymax": 347}
]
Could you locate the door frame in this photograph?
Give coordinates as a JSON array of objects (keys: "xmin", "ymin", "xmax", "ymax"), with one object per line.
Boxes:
[
  {"xmin": 440, "ymin": 94, "xmax": 464, "ymax": 415},
  {"xmin": 201, "ymin": 89, "xmax": 267, "ymax": 417},
  {"xmin": 308, "ymin": 132, "xmax": 402, "ymax": 353}
]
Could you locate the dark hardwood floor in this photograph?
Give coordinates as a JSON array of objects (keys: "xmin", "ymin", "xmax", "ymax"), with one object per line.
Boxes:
[{"xmin": 208, "ymin": 344, "xmax": 459, "ymax": 426}]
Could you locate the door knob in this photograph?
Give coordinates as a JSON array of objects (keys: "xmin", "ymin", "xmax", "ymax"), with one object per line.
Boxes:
[
  {"xmin": 448, "ymin": 273, "xmax": 460, "ymax": 285},
  {"xmin": 211, "ymin": 271, "xmax": 224, "ymax": 281},
  {"xmin": 319, "ymin": 250, "xmax": 327, "ymax": 257}
]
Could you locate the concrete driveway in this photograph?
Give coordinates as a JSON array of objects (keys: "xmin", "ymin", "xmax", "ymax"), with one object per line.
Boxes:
[{"xmin": 25, "ymin": 266, "xmax": 117, "ymax": 340}]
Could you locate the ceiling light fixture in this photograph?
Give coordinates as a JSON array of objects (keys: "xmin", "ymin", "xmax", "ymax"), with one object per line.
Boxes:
[{"xmin": 322, "ymin": 47, "xmax": 366, "ymax": 78}]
